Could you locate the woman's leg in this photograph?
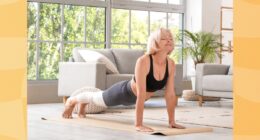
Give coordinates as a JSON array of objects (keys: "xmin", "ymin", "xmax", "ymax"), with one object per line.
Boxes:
[
  {"xmin": 62, "ymin": 96, "xmax": 79, "ymax": 119},
  {"xmin": 62, "ymin": 91, "xmax": 107, "ymax": 119},
  {"xmin": 75, "ymin": 91, "xmax": 107, "ymax": 107},
  {"xmin": 63, "ymin": 80, "xmax": 135, "ymax": 118},
  {"xmin": 78, "ymin": 103, "xmax": 88, "ymax": 118},
  {"xmin": 102, "ymin": 80, "xmax": 136, "ymax": 106}
]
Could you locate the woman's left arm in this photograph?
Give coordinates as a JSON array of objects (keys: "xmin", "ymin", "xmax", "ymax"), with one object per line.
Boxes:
[{"xmin": 164, "ymin": 58, "xmax": 185, "ymax": 129}]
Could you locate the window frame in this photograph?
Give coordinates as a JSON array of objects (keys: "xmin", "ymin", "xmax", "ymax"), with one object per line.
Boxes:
[{"xmin": 27, "ymin": 0, "xmax": 186, "ymax": 80}]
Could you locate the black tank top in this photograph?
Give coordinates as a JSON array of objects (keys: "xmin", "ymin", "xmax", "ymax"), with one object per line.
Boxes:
[{"xmin": 134, "ymin": 55, "xmax": 169, "ymax": 92}]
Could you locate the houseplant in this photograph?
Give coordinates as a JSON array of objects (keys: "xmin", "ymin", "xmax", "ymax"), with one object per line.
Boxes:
[
  {"xmin": 178, "ymin": 30, "xmax": 223, "ymax": 101},
  {"xmin": 180, "ymin": 30, "xmax": 223, "ymax": 66}
]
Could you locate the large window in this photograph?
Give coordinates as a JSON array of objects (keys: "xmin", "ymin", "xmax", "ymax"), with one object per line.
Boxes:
[
  {"xmin": 133, "ymin": 0, "xmax": 182, "ymax": 4},
  {"xmin": 111, "ymin": 9, "xmax": 183, "ymax": 59},
  {"xmin": 27, "ymin": 2, "xmax": 106, "ymax": 80},
  {"xmin": 27, "ymin": 0, "xmax": 185, "ymax": 80}
]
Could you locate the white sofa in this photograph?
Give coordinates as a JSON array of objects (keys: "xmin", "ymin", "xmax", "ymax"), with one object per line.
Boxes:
[{"xmin": 58, "ymin": 47, "xmax": 184, "ymax": 101}]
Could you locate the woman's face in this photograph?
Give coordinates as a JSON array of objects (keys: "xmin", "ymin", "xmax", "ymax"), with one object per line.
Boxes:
[{"xmin": 157, "ymin": 30, "xmax": 174, "ymax": 54}]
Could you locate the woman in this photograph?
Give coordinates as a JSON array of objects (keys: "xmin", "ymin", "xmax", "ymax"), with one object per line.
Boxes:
[{"xmin": 62, "ymin": 28, "xmax": 185, "ymax": 132}]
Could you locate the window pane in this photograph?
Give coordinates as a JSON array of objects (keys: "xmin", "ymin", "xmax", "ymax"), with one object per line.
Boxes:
[
  {"xmin": 87, "ymin": 44, "xmax": 105, "ymax": 49},
  {"xmin": 131, "ymin": 10, "xmax": 148, "ymax": 44},
  {"xmin": 150, "ymin": 12, "xmax": 167, "ymax": 32},
  {"xmin": 131, "ymin": 45, "xmax": 146, "ymax": 50},
  {"xmin": 63, "ymin": 5, "xmax": 84, "ymax": 41},
  {"xmin": 39, "ymin": 42, "xmax": 60, "ymax": 80},
  {"xmin": 112, "ymin": 9, "xmax": 129, "ymax": 43},
  {"xmin": 27, "ymin": 42, "xmax": 37, "ymax": 80},
  {"xmin": 169, "ymin": 0, "xmax": 182, "ymax": 5},
  {"xmin": 169, "ymin": 47, "xmax": 182, "ymax": 64},
  {"xmin": 39, "ymin": 3, "xmax": 61, "ymax": 41},
  {"xmin": 168, "ymin": 13, "xmax": 183, "ymax": 45},
  {"xmin": 27, "ymin": 2, "xmax": 37, "ymax": 40},
  {"xmin": 63, "ymin": 43, "xmax": 84, "ymax": 62},
  {"xmin": 86, "ymin": 7, "xmax": 105, "ymax": 43},
  {"xmin": 151, "ymin": 0, "xmax": 167, "ymax": 3},
  {"xmin": 111, "ymin": 44, "xmax": 129, "ymax": 49}
]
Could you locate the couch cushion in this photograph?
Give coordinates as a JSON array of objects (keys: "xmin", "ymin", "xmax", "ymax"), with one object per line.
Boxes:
[
  {"xmin": 72, "ymin": 47, "xmax": 117, "ymax": 66},
  {"xmin": 202, "ymin": 75, "xmax": 232, "ymax": 92},
  {"xmin": 111, "ymin": 49, "xmax": 144, "ymax": 74},
  {"xmin": 94, "ymin": 49, "xmax": 117, "ymax": 66},
  {"xmin": 106, "ymin": 74, "xmax": 133, "ymax": 88}
]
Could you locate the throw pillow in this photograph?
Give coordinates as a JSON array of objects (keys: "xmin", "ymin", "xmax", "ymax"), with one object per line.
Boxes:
[{"xmin": 79, "ymin": 50, "xmax": 119, "ymax": 74}]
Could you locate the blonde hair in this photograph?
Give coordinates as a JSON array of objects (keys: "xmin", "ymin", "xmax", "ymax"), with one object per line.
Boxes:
[{"xmin": 146, "ymin": 28, "xmax": 173, "ymax": 54}]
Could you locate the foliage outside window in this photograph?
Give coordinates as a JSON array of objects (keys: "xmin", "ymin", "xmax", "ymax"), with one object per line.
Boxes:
[{"xmin": 27, "ymin": 3, "xmax": 106, "ymax": 80}]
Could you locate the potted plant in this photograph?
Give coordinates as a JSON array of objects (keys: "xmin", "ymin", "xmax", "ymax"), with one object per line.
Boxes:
[
  {"xmin": 178, "ymin": 30, "xmax": 223, "ymax": 101},
  {"xmin": 180, "ymin": 30, "xmax": 223, "ymax": 66}
]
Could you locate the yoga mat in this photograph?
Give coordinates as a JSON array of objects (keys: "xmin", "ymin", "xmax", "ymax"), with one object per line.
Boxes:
[
  {"xmin": 42, "ymin": 114, "xmax": 213, "ymax": 136},
  {"xmin": 103, "ymin": 107, "xmax": 233, "ymax": 129}
]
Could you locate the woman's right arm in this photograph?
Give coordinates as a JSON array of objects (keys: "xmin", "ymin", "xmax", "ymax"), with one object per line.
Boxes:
[{"xmin": 134, "ymin": 57, "xmax": 153, "ymax": 132}]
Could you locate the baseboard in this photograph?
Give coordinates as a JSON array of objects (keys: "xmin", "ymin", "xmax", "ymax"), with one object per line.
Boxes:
[{"xmin": 27, "ymin": 80, "xmax": 62, "ymax": 104}]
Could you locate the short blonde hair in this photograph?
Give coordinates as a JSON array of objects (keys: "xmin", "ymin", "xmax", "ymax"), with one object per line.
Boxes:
[{"xmin": 146, "ymin": 28, "xmax": 173, "ymax": 54}]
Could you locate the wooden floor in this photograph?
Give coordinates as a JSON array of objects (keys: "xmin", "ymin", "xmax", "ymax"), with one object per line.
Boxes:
[{"xmin": 28, "ymin": 97, "xmax": 233, "ymax": 140}]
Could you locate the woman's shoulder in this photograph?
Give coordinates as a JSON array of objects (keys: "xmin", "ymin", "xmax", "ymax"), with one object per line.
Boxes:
[
  {"xmin": 166, "ymin": 57, "xmax": 176, "ymax": 74},
  {"xmin": 135, "ymin": 54, "xmax": 150, "ymax": 74},
  {"xmin": 166, "ymin": 56, "xmax": 175, "ymax": 66},
  {"xmin": 137, "ymin": 54, "xmax": 150, "ymax": 64}
]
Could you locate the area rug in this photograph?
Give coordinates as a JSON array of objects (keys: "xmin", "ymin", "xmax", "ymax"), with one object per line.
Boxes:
[
  {"xmin": 42, "ymin": 114, "xmax": 212, "ymax": 136},
  {"xmin": 103, "ymin": 106, "xmax": 233, "ymax": 129},
  {"xmin": 175, "ymin": 107, "xmax": 233, "ymax": 128}
]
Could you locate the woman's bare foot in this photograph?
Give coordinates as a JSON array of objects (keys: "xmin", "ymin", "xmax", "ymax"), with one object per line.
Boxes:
[
  {"xmin": 78, "ymin": 103, "xmax": 88, "ymax": 118},
  {"xmin": 135, "ymin": 125, "xmax": 154, "ymax": 132},
  {"xmin": 62, "ymin": 97, "xmax": 77, "ymax": 119}
]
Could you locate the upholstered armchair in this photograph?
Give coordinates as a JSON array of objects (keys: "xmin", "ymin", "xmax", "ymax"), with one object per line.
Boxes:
[{"xmin": 195, "ymin": 63, "xmax": 233, "ymax": 106}]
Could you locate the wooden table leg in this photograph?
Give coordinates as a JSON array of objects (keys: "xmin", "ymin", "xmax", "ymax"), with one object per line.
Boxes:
[{"xmin": 198, "ymin": 95, "xmax": 203, "ymax": 107}]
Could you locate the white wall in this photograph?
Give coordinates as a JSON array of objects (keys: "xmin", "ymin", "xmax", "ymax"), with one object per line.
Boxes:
[
  {"xmin": 186, "ymin": 0, "xmax": 221, "ymax": 34},
  {"xmin": 202, "ymin": 0, "xmax": 221, "ymax": 34},
  {"xmin": 186, "ymin": 0, "xmax": 202, "ymax": 32}
]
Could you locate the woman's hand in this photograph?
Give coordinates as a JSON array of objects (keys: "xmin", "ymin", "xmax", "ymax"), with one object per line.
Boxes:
[
  {"xmin": 136, "ymin": 125, "xmax": 154, "ymax": 132},
  {"xmin": 169, "ymin": 122, "xmax": 185, "ymax": 129}
]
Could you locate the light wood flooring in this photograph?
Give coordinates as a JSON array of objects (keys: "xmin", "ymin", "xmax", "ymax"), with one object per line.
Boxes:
[{"xmin": 28, "ymin": 97, "xmax": 233, "ymax": 140}]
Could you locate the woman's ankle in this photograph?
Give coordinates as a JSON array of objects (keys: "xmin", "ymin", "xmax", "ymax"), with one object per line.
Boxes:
[{"xmin": 66, "ymin": 97, "xmax": 77, "ymax": 106}]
